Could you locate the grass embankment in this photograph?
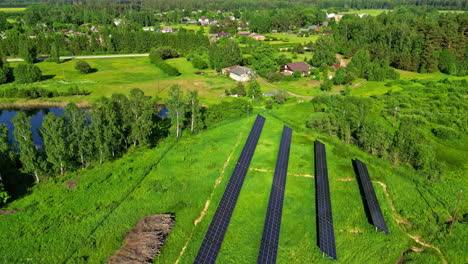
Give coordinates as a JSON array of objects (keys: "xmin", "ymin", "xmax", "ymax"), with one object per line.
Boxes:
[
  {"xmin": 2, "ymin": 111, "xmax": 464, "ymax": 263},
  {"xmin": 2, "ymin": 57, "xmax": 240, "ymax": 106}
]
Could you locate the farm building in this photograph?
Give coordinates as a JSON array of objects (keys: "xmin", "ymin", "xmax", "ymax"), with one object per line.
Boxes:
[
  {"xmin": 222, "ymin": 65, "xmax": 255, "ymax": 82},
  {"xmin": 280, "ymin": 62, "xmax": 311, "ymax": 76}
]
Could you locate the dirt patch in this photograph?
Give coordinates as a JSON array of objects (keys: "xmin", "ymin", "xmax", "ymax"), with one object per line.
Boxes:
[
  {"xmin": 65, "ymin": 179, "xmax": 80, "ymax": 190},
  {"xmin": 107, "ymin": 214, "xmax": 174, "ymax": 264},
  {"xmin": 339, "ymin": 229, "xmax": 363, "ymax": 233},
  {"xmin": 337, "ymin": 178, "xmax": 354, "ymax": 182},
  {"xmin": 193, "ymin": 81, "xmax": 204, "ymax": 86},
  {"xmin": 0, "ymin": 208, "xmax": 19, "ymax": 216}
]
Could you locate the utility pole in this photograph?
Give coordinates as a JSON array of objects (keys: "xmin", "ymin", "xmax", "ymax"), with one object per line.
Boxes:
[{"xmin": 449, "ymin": 190, "xmax": 463, "ymax": 237}]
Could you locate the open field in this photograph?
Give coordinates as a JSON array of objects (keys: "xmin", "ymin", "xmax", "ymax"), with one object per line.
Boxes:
[
  {"xmin": 1, "ymin": 109, "xmax": 465, "ymax": 263},
  {"xmin": 1, "ymin": 57, "xmax": 243, "ymax": 105}
]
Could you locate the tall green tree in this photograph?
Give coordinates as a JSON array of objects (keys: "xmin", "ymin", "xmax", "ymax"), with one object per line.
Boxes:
[
  {"xmin": 166, "ymin": 85, "xmax": 185, "ymax": 138},
  {"xmin": 0, "ymin": 124, "xmax": 12, "ymax": 204},
  {"xmin": 41, "ymin": 113, "xmax": 69, "ymax": 175},
  {"xmin": 188, "ymin": 90, "xmax": 202, "ymax": 133},
  {"xmin": 91, "ymin": 98, "xmax": 123, "ymax": 163},
  {"xmin": 247, "ymin": 78, "xmax": 262, "ymax": 100},
  {"xmin": 12, "ymin": 112, "xmax": 41, "ymax": 183},
  {"xmin": 49, "ymin": 42, "xmax": 60, "ymax": 64},
  {"xmin": 64, "ymin": 103, "xmax": 88, "ymax": 168},
  {"xmin": 311, "ymin": 36, "xmax": 336, "ymax": 67},
  {"xmin": 127, "ymin": 89, "xmax": 155, "ymax": 146},
  {"xmin": 18, "ymin": 39, "xmax": 37, "ymax": 63}
]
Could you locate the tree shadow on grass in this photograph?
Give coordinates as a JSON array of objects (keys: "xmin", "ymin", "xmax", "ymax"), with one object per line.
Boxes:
[{"xmin": 41, "ymin": 74, "xmax": 56, "ymax": 81}]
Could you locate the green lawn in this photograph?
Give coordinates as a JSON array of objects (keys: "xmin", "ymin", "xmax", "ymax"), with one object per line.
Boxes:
[{"xmin": 2, "ymin": 57, "xmax": 239, "ymax": 105}]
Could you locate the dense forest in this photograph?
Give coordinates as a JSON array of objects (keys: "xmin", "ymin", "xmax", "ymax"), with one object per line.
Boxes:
[{"xmin": 1, "ymin": 0, "xmax": 467, "ymax": 10}]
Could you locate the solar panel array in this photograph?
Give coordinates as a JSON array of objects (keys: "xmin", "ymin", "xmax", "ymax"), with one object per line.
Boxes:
[
  {"xmin": 257, "ymin": 126, "xmax": 293, "ymax": 264},
  {"xmin": 353, "ymin": 159, "xmax": 389, "ymax": 234},
  {"xmin": 194, "ymin": 115, "xmax": 266, "ymax": 264},
  {"xmin": 314, "ymin": 140, "xmax": 337, "ymax": 260}
]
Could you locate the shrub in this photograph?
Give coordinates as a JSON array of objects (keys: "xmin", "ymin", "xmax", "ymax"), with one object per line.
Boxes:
[
  {"xmin": 272, "ymin": 89, "xmax": 288, "ymax": 104},
  {"xmin": 320, "ymin": 79, "xmax": 332, "ymax": 91},
  {"xmin": 13, "ymin": 63, "xmax": 42, "ymax": 84},
  {"xmin": 432, "ymin": 126, "xmax": 460, "ymax": 140},
  {"xmin": 149, "ymin": 53, "xmax": 181, "ymax": 76},
  {"xmin": 151, "ymin": 47, "xmax": 179, "ymax": 60},
  {"xmin": 75, "ymin": 60, "xmax": 92, "ymax": 74},
  {"xmin": 192, "ymin": 56, "xmax": 208, "ymax": 69},
  {"xmin": 293, "ymin": 70, "xmax": 302, "ymax": 78}
]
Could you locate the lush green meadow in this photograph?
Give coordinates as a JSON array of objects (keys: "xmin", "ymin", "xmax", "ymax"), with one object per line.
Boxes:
[
  {"xmin": 1, "ymin": 109, "xmax": 464, "ymax": 263},
  {"xmin": 2, "ymin": 57, "xmax": 242, "ymax": 105}
]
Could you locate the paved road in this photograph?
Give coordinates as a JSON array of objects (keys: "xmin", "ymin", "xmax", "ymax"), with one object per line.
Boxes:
[{"xmin": 7, "ymin": 53, "xmax": 150, "ymax": 62}]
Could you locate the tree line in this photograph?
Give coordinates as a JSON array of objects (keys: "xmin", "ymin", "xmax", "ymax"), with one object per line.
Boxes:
[
  {"xmin": 0, "ymin": 27, "xmax": 209, "ymax": 59},
  {"xmin": 330, "ymin": 7, "xmax": 467, "ymax": 76},
  {"xmin": 1, "ymin": 0, "xmax": 465, "ymax": 10},
  {"xmin": 0, "ymin": 86, "xmax": 255, "ymax": 205}
]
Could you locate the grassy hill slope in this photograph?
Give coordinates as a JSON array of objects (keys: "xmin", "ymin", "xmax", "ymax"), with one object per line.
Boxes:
[{"xmin": 0, "ymin": 112, "xmax": 465, "ymax": 263}]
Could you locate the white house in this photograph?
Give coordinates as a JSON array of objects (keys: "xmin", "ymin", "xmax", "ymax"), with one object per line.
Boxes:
[
  {"xmin": 199, "ymin": 16, "xmax": 210, "ymax": 25},
  {"xmin": 222, "ymin": 65, "xmax": 254, "ymax": 82}
]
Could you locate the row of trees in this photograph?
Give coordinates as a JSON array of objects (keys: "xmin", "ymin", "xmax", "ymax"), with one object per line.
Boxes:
[
  {"xmin": 0, "ymin": 28, "xmax": 209, "ymax": 59},
  {"xmin": 1, "ymin": 0, "xmax": 465, "ymax": 11},
  {"xmin": 3, "ymin": 89, "xmax": 165, "ymax": 184}
]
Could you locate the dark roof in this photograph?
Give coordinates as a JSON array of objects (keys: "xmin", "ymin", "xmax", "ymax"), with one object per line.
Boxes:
[{"xmin": 285, "ymin": 62, "xmax": 310, "ymax": 72}]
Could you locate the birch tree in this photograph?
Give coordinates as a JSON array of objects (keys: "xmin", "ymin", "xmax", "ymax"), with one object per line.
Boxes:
[
  {"xmin": 41, "ymin": 113, "xmax": 68, "ymax": 175},
  {"xmin": 166, "ymin": 85, "xmax": 185, "ymax": 138},
  {"xmin": 64, "ymin": 103, "xmax": 88, "ymax": 168},
  {"xmin": 12, "ymin": 112, "xmax": 41, "ymax": 183},
  {"xmin": 188, "ymin": 90, "xmax": 202, "ymax": 133},
  {"xmin": 127, "ymin": 89, "xmax": 155, "ymax": 146}
]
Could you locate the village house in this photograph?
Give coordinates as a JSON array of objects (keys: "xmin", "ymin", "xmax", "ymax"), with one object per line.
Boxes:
[
  {"xmin": 222, "ymin": 65, "xmax": 255, "ymax": 82},
  {"xmin": 199, "ymin": 16, "xmax": 210, "ymax": 25},
  {"xmin": 280, "ymin": 62, "xmax": 311, "ymax": 76},
  {"xmin": 161, "ymin": 26, "xmax": 173, "ymax": 33},
  {"xmin": 114, "ymin": 19, "xmax": 122, "ymax": 26},
  {"xmin": 249, "ymin": 33, "xmax": 265, "ymax": 40}
]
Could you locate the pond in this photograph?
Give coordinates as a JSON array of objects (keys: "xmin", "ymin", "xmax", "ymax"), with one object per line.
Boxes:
[{"xmin": 0, "ymin": 108, "xmax": 66, "ymax": 147}]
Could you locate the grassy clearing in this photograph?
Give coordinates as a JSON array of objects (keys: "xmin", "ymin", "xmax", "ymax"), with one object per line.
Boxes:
[
  {"xmin": 2, "ymin": 57, "xmax": 239, "ymax": 104},
  {"xmin": 0, "ymin": 111, "xmax": 465, "ymax": 263}
]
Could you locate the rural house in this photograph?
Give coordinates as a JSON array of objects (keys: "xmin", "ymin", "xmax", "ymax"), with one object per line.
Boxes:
[
  {"xmin": 280, "ymin": 62, "xmax": 311, "ymax": 76},
  {"xmin": 222, "ymin": 65, "xmax": 254, "ymax": 82},
  {"xmin": 161, "ymin": 26, "xmax": 173, "ymax": 33}
]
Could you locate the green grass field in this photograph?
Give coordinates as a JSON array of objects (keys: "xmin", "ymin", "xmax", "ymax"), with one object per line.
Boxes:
[
  {"xmin": 2, "ymin": 57, "xmax": 241, "ymax": 105},
  {"xmin": 0, "ymin": 109, "xmax": 465, "ymax": 263}
]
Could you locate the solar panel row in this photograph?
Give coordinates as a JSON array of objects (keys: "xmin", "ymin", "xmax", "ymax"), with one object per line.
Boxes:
[
  {"xmin": 314, "ymin": 140, "xmax": 337, "ymax": 260},
  {"xmin": 257, "ymin": 126, "xmax": 293, "ymax": 264},
  {"xmin": 353, "ymin": 159, "xmax": 389, "ymax": 234},
  {"xmin": 194, "ymin": 115, "xmax": 266, "ymax": 264}
]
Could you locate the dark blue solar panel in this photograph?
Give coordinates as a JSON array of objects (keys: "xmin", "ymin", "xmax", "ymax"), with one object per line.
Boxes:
[
  {"xmin": 352, "ymin": 159, "xmax": 389, "ymax": 234},
  {"xmin": 257, "ymin": 126, "xmax": 292, "ymax": 264},
  {"xmin": 314, "ymin": 140, "xmax": 337, "ymax": 260},
  {"xmin": 194, "ymin": 115, "xmax": 266, "ymax": 264}
]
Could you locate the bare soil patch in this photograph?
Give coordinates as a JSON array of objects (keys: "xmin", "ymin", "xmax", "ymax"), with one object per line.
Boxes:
[
  {"xmin": 65, "ymin": 179, "xmax": 80, "ymax": 190},
  {"xmin": 107, "ymin": 214, "xmax": 175, "ymax": 264},
  {"xmin": 0, "ymin": 208, "xmax": 19, "ymax": 216}
]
